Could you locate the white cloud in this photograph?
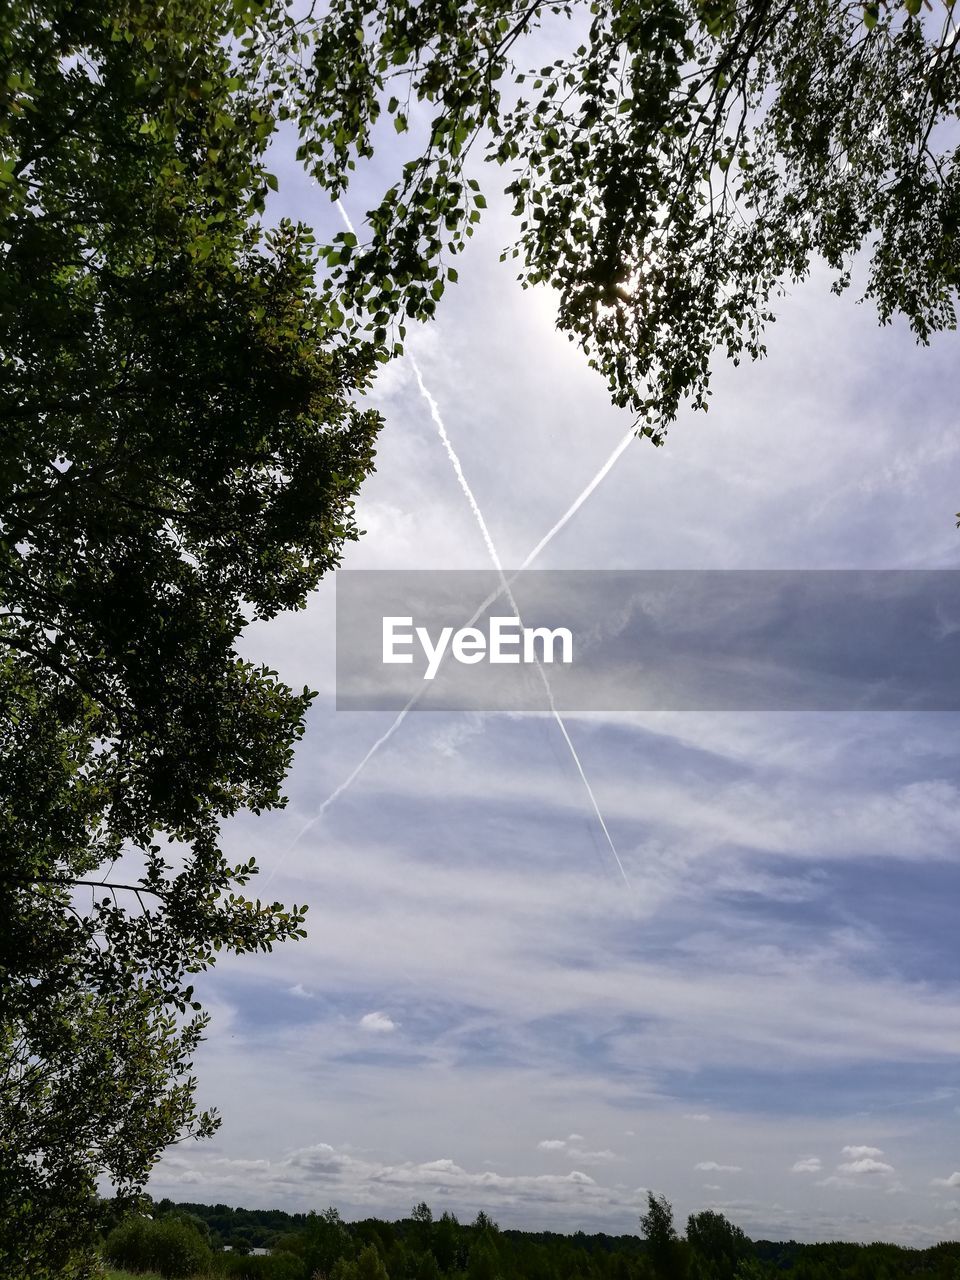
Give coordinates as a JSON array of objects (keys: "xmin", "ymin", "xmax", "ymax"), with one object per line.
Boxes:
[
  {"xmin": 568, "ymin": 1133, "xmax": 585, "ymax": 1142},
  {"xmin": 819, "ymin": 1149, "xmax": 897, "ymax": 1189},
  {"xmin": 932, "ymin": 1173, "xmax": 960, "ymax": 1189},
  {"xmin": 791, "ymin": 1157, "xmax": 822, "ymax": 1174},
  {"xmin": 288, "ymin": 983, "xmax": 314, "ymax": 999},
  {"xmin": 837, "ymin": 1159, "xmax": 894, "ymax": 1176},
  {"xmin": 359, "ymin": 1011, "xmax": 398, "ymax": 1033},
  {"xmin": 538, "ymin": 1140, "xmax": 567, "ymax": 1151},
  {"xmin": 151, "ymin": 1142, "xmax": 621, "ymax": 1223},
  {"xmin": 695, "ymin": 1162, "xmax": 743, "ymax": 1173}
]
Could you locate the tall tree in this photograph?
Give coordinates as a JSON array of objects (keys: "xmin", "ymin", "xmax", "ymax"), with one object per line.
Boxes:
[
  {"xmin": 640, "ymin": 1193, "xmax": 687, "ymax": 1280},
  {"xmin": 0, "ymin": 1, "xmax": 378, "ymax": 1274}
]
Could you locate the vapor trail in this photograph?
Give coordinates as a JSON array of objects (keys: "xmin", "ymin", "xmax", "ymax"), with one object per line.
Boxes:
[
  {"xmin": 281, "ymin": 408, "xmax": 635, "ymax": 869},
  {"xmin": 409, "ymin": 356, "xmax": 504, "ymax": 573},
  {"xmin": 517, "ymin": 424, "xmax": 635, "ymax": 570},
  {"xmin": 279, "ymin": 201, "xmax": 632, "ymax": 887},
  {"xmin": 406, "ymin": 355, "xmax": 628, "ymax": 886}
]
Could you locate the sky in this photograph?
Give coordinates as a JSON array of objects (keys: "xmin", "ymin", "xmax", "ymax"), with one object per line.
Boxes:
[{"xmin": 145, "ymin": 91, "xmax": 960, "ymax": 1246}]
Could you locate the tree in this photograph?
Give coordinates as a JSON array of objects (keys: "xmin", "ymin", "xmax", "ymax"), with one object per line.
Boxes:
[
  {"xmin": 410, "ymin": 1202, "xmax": 434, "ymax": 1254},
  {"xmin": 304, "ymin": 1208, "xmax": 354, "ymax": 1279},
  {"xmin": 416, "ymin": 1250, "xmax": 442, "ymax": 1280},
  {"xmin": 7, "ymin": 0, "xmax": 960, "ymax": 1270},
  {"xmin": 0, "ymin": 1, "xmax": 379, "ymax": 1274},
  {"xmin": 686, "ymin": 1211, "xmax": 750, "ymax": 1280},
  {"xmin": 357, "ymin": 1243, "xmax": 392, "ymax": 1280},
  {"xmin": 468, "ymin": 1241, "xmax": 500, "ymax": 1280},
  {"xmin": 433, "ymin": 1213, "xmax": 461, "ymax": 1273},
  {"xmin": 640, "ymin": 1193, "xmax": 687, "ymax": 1280}
]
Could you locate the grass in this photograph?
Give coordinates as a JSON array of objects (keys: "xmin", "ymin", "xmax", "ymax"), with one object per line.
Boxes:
[{"xmin": 105, "ymin": 1271, "xmax": 167, "ymax": 1279}]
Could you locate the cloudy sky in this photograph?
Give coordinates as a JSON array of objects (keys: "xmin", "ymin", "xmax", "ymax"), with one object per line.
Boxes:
[{"xmin": 146, "ymin": 112, "xmax": 960, "ymax": 1245}]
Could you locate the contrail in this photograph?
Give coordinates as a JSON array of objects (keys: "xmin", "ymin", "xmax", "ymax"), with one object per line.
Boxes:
[
  {"xmin": 336, "ymin": 198, "xmax": 357, "ymax": 236},
  {"xmin": 409, "ymin": 356, "xmax": 504, "ymax": 573},
  {"xmin": 296, "ymin": 419, "xmax": 636, "ymax": 826},
  {"xmin": 408, "ymin": 360, "xmax": 629, "ymax": 887},
  {"xmin": 280, "ymin": 412, "xmax": 636, "ymax": 871},
  {"xmin": 517, "ymin": 424, "xmax": 635, "ymax": 570},
  {"xmin": 277, "ymin": 200, "xmax": 633, "ymax": 886}
]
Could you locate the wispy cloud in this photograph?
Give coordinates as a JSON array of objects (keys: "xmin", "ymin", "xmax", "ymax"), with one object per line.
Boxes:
[{"xmin": 209, "ymin": 150, "xmax": 960, "ymax": 1245}]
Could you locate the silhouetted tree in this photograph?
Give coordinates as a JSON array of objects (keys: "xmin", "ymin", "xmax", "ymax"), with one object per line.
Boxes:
[{"xmin": 640, "ymin": 1193, "xmax": 687, "ymax": 1280}]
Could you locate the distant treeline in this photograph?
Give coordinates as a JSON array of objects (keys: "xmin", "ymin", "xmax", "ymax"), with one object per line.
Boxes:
[{"xmin": 100, "ymin": 1195, "xmax": 960, "ymax": 1280}]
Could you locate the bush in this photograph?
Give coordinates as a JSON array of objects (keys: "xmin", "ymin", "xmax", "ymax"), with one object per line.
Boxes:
[
  {"xmin": 104, "ymin": 1215, "xmax": 212, "ymax": 1279},
  {"xmin": 104, "ymin": 1218, "xmax": 152, "ymax": 1273},
  {"xmin": 215, "ymin": 1252, "xmax": 306, "ymax": 1280}
]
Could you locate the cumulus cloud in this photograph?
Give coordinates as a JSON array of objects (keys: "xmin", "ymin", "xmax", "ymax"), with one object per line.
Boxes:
[
  {"xmin": 818, "ymin": 1147, "xmax": 897, "ymax": 1189},
  {"xmin": 694, "ymin": 1162, "xmax": 742, "ymax": 1173},
  {"xmin": 791, "ymin": 1157, "xmax": 822, "ymax": 1174},
  {"xmin": 288, "ymin": 983, "xmax": 314, "ymax": 999},
  {"xmin": 150, "ymin": 1142, "xmax": 624, "ymax": 1223},
  {"xmin": 359, "ymin": 1011, "xmax": 398, "ymax": 1033},
  {"xmin": 932, "ymin": 1173, "xmax": 960, "ymax": 1189},
  {"xmin": 538, "ymin": 1140, "xmax": 567, "ymax": 1151}
]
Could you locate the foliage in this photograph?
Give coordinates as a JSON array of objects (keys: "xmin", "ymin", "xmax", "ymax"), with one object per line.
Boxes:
[
  {"xmin": 639, "ymin": 1193, "xmax": 686, "ymax": 1280},
  {"xmin": 99, "ymin": 1197, "xmax": 960, "ymax": 1280},
  {"xmin": 288, "ymin": 0, "xmax": 960, "ymax": 437},
  {"xmin": 218, "ymin": 1251, "xmax": 307, "ymax": 1280},
  {"xmin": 104, "ymin": 1214, "xmax": 212, "ymax": 1279},
  {"xmin": 304, "ymin": 1207, "xmax": 355, "ymax": 1279},
  {"xmin": 10, "ymin": 0, "xmax": 951, "ymax": 448},
  {"xmin": 0, "ymin": 0, "xmax": 379, "ymax": 1273},
  {"xmin": 687, "ymin": 1211, "xmax": 750, "ymax": 1280}
]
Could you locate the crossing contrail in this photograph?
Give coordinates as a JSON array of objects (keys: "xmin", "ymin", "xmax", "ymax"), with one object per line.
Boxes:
[
  {"xmin": 286, "ymin": 410, "xmax": 636, "ymax": 867},
  {"xmin": 275, "ymin": 200, "xmax": 634, "ymax": 887},
  {"xmin": 408, "ymin": 358, "xmax": 629, "ymax": 887},
  {"xmin": 285, "ymin": 413, "xmax": 634, "ymax": 845}
]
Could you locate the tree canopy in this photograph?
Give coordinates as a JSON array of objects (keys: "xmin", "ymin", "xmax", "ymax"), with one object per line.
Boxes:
[
  {"xmin": 286, "ymin": 0, "xmax": 960, "ymax": 434},
  {"xmin": 0, "ymin": 1, "xmax": 378, "ymax": 1273}
]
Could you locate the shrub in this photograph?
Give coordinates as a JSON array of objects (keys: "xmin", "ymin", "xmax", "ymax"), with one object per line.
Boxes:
[
  {"xmin": 104, "ymin": 1215, "xmax": 212, "ymax": 1279},
  {"xmin": 104, "ymin": 1218, "xmax": 153, "ymax": 1273},
  {"xmin": 216, "ymin": 1252, "xmax": 306, "ymax": 1280}
]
